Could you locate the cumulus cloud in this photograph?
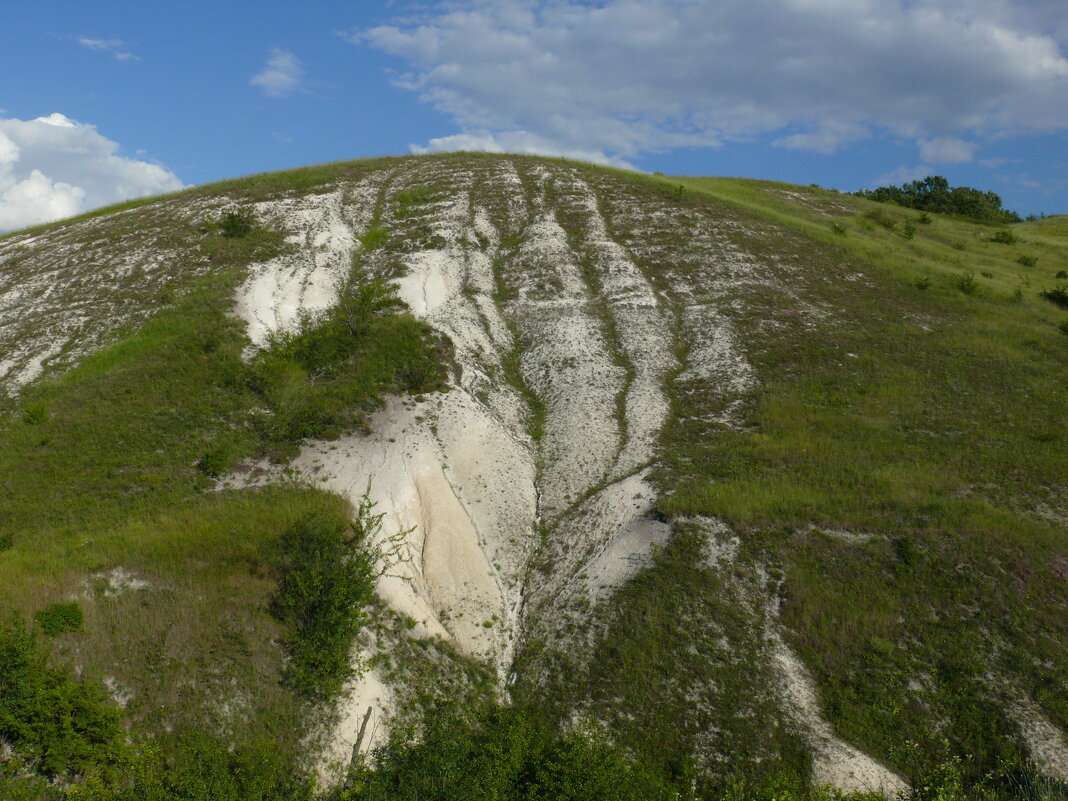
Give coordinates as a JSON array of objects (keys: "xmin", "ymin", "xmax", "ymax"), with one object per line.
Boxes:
[
  {"xmin": 918, "ymin": 137, "xmax": 979, "ymax": 164},
  {"xmin": 349, "ymin": 0, "xmax": 1068, "ymax": 163},
  {"xmin": 871, "ymin": 165, "xmax": 935, "ymax": 187},
  {"xmin": 77, "ymin": 37, "xmax": 137, "ymax": 61},
  {"xmin": 411, "ymin": 130, "xmax": 637, "ymax": 169},
  {"xmin": 251, "ymin": 48, "xmax": 303, "ymax": 97},
  {"xmin": 0, "ymin": 113, "xmax": 184, "ymax": 233}
]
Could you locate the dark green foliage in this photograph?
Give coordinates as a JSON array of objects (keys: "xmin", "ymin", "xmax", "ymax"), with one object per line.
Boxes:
[
  {"xmin": 249, "ymin": 279, "xmax": 448, "ymax": 455},
  {"xmin": 269, "ymin": 507, "xmax": 377, "ymax": 700},
  {"xmin": 218, "ymin": 208, "xmax": 255, "ymax": 238},
  {"xmin": 955, "ymin": 271, "xmax": 979, "ymax": 295},
  {"xmin": 903, "ymin": 219, "xmax": 917, "ymax": 239},
  {"xmin": 1016, "ymin": 255, "xmax": 1037, "ymax": 268},
  {"xmin": 340, "ymin": 704, "xmax": 678, "ymax": 801},
  {"xmin": 1056, "ymin": 270, "xmax": 1068, "ymax": 279},
  {"xmin": 0, "ymin": 618, "xmax": 125, "ymax": 780},
  {"xmin": 34, "ymin": 602, "xmax": 83, "ymax": 636},
  {"xmin": 990, "ymin": 230, "xmax": 1017, "ymax": 245},
  {"xmin": 194, "ymin": 447, "xmax": 231, "ymax": 478},
  {"xmin": 1039, "ymin": 284, "xmax": 1068, "ymax": 309},
  {"xmin": 856, "ymin": 176, "xmax": 1021, "ymax": 224}
]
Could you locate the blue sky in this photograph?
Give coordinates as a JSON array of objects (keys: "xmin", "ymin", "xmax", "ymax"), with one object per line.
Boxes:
[{"xmin": 2, "ymin": 0, "xmax": 1066, "ymax": 231}]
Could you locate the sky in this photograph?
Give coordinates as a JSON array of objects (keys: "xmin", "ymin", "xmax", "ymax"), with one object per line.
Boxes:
[{"xmin": 2, "ymin": 0, "xmax": 1067, "ymax": 232}]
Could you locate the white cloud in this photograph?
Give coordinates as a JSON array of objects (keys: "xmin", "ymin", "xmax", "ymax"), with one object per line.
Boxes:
[
  {"xmin": 918, "ymin": 137, "xmax": 978, "ymax": 164},
  {"xmin": 350, "ymin": 0, "xmax": 1068, "ymax": 162},
  {"xmin": 0, "ymin": 113, "xmax": 184, "ymax": 233},
  {"xmin": 77, "ymin": 37, "xmax": 137, "ymax": 61},
  {"xmin": 410, "ymin": 130, "xmax": 636, "ymax": 169},
  {"xmin": 251, "ymin": 48, "xmax": 303, "ymax": 97},
  {"xmin": 871, "ymin": 165, "xmax": 934, "ymax": 187}
]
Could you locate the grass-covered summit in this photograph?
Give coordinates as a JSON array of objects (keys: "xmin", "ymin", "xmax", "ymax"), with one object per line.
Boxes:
[{"xmin": 0, "ymin": 153, "xmax": 1066, "ymax": 800}]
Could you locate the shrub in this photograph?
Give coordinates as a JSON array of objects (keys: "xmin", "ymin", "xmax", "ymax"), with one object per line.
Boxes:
[
  {"xmin": 358, "ymin": 226, "xmax": 388, "ymax": 250},
  {"xmin": 956, "ymin": 271, "xmax": 979, "ymax": 295},
  {"xmin": 1056, "ymin": 270, "xmax": 1068, "ymax": 279},
  {"xmin": 218, "ymin": 208, "xmax": 255, "ymax": 238},
  {"xmin": 0, "ymin": 618, "xmax": 126, "ymax": 779},
  {"xmin": 914, "ymin": 275, "xmax": 932, "ymax": 290},
  {"xmin": 269, "ymin": 503, "xmax": 378, "ymax": 699},
  {"xmin": 21, "ymin": 402, "xmax": 47, "ymax": 425},
  {"xmin": 990, "ymin": 230, "xmax": 1017, "ymax": 245},
  {"xmin": 1040, "ymin": 285, "xmax": 1068, "ymax": 310},
  {"xmin": 918, "ymin": 212, "xmax": 933, "ymax": 224},
  {"xmin": 1059, "ymin": 319, "xmax": 1068, "ymax": 336},
  {"xmin": 345, "ymin": 703, "xmax": 679, "ymax": 801},
  {"xmin": 195, "ymin": 447, "xmax": 231, "ymax": 478},
  {"xmin": 1017, "ymin": 255, "xmax": 1037, "ymax": 268},
  {"xmin": 34, "ymin": 603, "xmax": 83, "ymax": 636},
  {"xmin": 903, "ymin": 219, "xmax": 917, "ymax": 239},
  {"xmin": 830, "ymin": 222, "xmax": 847, "ymax": 236}
]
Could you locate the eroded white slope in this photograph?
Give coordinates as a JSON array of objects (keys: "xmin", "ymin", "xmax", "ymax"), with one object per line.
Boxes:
[
  {"xmin": 234, "ymin": 175, "xmax": 388, "ymax": 352},
  {"xmin": 226, "ymin": 158, "xmax": 909, "ymax": 794},
  {"xmin": 0, "ymin": 199, "xmax": 216, "ymax": 394}
]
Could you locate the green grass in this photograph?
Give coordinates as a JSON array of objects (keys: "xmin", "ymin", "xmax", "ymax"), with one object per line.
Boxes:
[{"xmin": 643, "ymin": 175, "xmax": 1068, "ymax": 783}]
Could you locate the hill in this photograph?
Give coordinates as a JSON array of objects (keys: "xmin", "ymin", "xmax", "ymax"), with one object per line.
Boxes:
[{"xmin": 1, "ymin": 154, "xmax": 1066, "ymax": 800}]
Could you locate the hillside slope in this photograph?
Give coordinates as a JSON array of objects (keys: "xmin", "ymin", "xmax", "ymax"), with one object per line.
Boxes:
[{"xmin": 1, "ymin": 154, "xmax": 1066, "ymax": 800}]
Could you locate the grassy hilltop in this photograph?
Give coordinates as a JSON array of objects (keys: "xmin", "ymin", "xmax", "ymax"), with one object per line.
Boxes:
[{"xmin": 0, "ymin": 154, "xmax": 1065, "ymax": 800}]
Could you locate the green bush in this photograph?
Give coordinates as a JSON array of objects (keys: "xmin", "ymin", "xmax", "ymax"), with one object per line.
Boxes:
[
  {"xmin": 0, "ymin": 618, "xmax": 125, "ymax": 780},
  {"xmin": 269, "ymin": 503, "xmax": 378, "ymax": 700},
  {"xmin": 1040, "ymin": 284, "xmax": 1068, "ymax": 309},
  {"xmin": 990, "ymin": 230, "xmax": 1017, "ymax": 245},
  {"xmin": 1017, "ymin": 255, "xmax": 1037, "ymax": 268},
  {"xmin": 218, "ymin": 208, "xmax": 255, "ymax": 238},
  {"xmin": 955, "ymin": 271, "xmax": 980, "ymax": 295},
  {"xmin": 1056, "ymin": 270, "xmax": 1068, "ymax": 279},
  {"xmin": 22, "ymin": 401, "xmax": 48, "ymax": 425},
  {"xmin": 34, "ymin": 603, "xmax": 83, "ymax": 636},
  {"xmin": 341, "ymin": 704, "xmax": 678, "ymax": 801},
  {"xmin": 903, "ymin": 219, "xmax": 917, "ymax": 239}
]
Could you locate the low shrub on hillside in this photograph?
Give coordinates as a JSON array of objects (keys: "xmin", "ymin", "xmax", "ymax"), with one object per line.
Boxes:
[
  {"xmin": 991, "ymin": 230, "xmax": 1017, "ymax": 245},
  {"xmin": 0, "ymin": 618, "xmax": 125, "ymax": 780},
  {"xmin": 955, "ymin": 271, "xmax": 980, "ymax": 295},
  {"xmin": 248, "ymin": 278, "xmax": 449, "ymax": 458},
  {"xmin": 269, "ymin": 504, "xmax": 377, "ymax": 700},
  {"xmin": 339, "ymin": 703, "xmax": 679, "ymax": 801},
  {"xmin": 218, "ymin": 208, "xmax": 255, "ymax": 238},
  {"xmin": 34, "ymin": 602, "xmax": 83, "ymax": 636},
  {"xmin": 1040, "ymin": 284, "xmax": 1068, "ymax": 309}
]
